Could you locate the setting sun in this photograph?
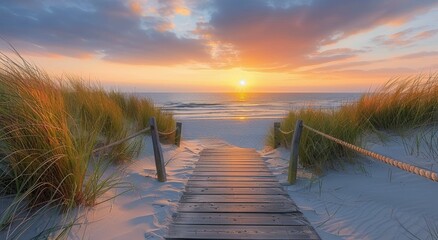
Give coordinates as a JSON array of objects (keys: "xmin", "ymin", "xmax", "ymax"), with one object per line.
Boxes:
[{"xmin": 239, "ymin": 79, "xmax": 246, "ymax": 86}]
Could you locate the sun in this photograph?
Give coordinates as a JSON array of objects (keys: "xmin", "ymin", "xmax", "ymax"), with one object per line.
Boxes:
[{"xmin": 239, "ymin": 79, "xmax": 246, "ymax": 86}]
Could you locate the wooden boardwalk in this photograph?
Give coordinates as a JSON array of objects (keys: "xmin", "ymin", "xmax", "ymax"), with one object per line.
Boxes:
[{"xmin": 166, "ymin": 147, "xmax": 320, "ymax": 239}]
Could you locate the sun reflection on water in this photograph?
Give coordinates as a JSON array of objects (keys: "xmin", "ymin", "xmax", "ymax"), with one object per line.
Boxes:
[{"xmin": 238, "ymin": 92, "xmax": 247, "ymax": 101}]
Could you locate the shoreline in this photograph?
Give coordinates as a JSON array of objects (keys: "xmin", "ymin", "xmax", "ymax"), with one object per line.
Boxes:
[{"xmin": 180, "ymin": 118, "xmax": 279, "ymax": 150}]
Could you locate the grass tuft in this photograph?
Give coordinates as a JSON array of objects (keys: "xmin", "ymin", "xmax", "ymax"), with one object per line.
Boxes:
[
  {"xmin": 0, "ymin": 50, "xmax": 174, "ymax": 238},
  {"xmin": 268, "ymin": 74, "xmax": 438, "ymax": 173}
]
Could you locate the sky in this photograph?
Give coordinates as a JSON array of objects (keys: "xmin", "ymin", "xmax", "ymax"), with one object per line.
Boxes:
[{"xmin": 1, "ymin": 0, "xmax": 438, "ymax": 92}]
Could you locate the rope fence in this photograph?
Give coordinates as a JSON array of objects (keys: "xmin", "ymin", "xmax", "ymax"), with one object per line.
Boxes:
[
  {"xmin": 158, "ymin": 128, "xmax": 177, "ymax": 136},
  {"xmin": 302, "ymin": 123, "xmax": 438, "ymax": 182},
  {"xmin": 279, "ymin": 129, "xmax": 294, "ymax": 135},
  {"xmin": 92, "ymin": 127, "xmax": 151, "ymax": 153},
  {"xmin": 92, "ymin": 118, "xmax": 183, "ymax": 183},
  {"xmin": 274, "ymin": 122, "xmax": 294, "ymax": 148}
]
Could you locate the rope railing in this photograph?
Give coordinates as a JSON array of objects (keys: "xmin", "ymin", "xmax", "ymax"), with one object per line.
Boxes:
[
  {"xmin": 92, "ymin": 127, "xmax": 151, "ymax": 153},
  {"xmin": 274, "ymin": 122, "xmax": 295, "ymax": 148},
  {"xmin": 91, "ymin": 118, "xmax": 182, "ymax": 183},
  {"xmin": 279, "ymin": 129, "xmax": 294, "ymax": 135},
  {"xmin": 302, "ymin": 123, "xmax": 438, "ymax": 182},
  {"xmin": 158, "ymin": 128, "xmax": 178, "ymax": 136}
]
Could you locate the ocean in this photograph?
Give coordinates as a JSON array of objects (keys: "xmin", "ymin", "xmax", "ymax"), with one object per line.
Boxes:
[{"xmin": 134, "ymin": 92, "xmax": 362, "ymax": 120}]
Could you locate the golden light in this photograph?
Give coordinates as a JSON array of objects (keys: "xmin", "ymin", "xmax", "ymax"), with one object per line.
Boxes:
[{"xmin": 239, "ymin": 79, "xmax": 246, "ymax": 86}]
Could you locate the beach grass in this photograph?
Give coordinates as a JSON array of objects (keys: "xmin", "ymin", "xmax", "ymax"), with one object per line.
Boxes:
[
  {"xmin": 268, "ymin": 74, "xmax": 438, "ymax": 172},
  {"xmin": 0, "ymin": 51, "xmax": 174, "ymax": 237}
]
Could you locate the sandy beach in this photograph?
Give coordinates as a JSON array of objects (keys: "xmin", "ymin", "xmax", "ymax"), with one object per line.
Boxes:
[{"xmin": 45, "ymin": 119, "xmax": 437, "ymax": 240}]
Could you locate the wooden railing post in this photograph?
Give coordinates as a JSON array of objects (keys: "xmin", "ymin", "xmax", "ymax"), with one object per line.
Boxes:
[
  {"xmin": 175, "ymin": 122, "xmax": 182, "ymax": 147},
  {"xmin": 274, "ymin": 122, "xmax": 281, "ymax": 148},
  {"xmin": 288, "ymin": 120, "xmax": 303, "ymax": 184},
  {"xmin": 150, "ymin": 117, "xmax": 167, "ymax": 182}
]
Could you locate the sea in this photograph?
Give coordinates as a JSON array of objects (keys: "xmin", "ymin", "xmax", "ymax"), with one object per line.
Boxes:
[
  {"xmin": 134, "ymin": 92, "xmax": 362, "ymax": 121},
  {"xmin": 133, "ymin": 92, "xmax": 362, "ymax": 148}
]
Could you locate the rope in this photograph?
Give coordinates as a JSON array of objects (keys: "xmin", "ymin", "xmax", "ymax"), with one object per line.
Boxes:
[
  {"xmin": 279, "ymin": 129, "xmax": 294, "ymax": 135},
  {"xmin": 92, "ymin": 127, "xmax": 151, "ymax": 153},
  {"xmin": 158, "ymin": 128, "xmax": 177, "ymax": 136},
  {"xmin": 303, "ymin": 124, "xmax": 438, "ymax": 182}
]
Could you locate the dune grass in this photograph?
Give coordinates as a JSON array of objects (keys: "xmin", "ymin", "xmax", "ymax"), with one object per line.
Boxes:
[
  {"xmin": 268, "ymin": 74, "xmax": 438, "ymax": 173},
  {"xmin": 0, "ymin": 51, "xmax": 175, "ymax": 238}
]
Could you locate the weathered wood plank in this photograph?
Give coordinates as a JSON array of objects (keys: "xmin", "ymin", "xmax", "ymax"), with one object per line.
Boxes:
[
  {"xmin": 201, "ymin": 152, "xmax": 259, "ymax": 156},
  {"xmin": 184, "ymin": 187, "xmax": 287, "ymax": 195},
  {"xmin": 198, "ymin": 158, "xmax": 264, "ymax": 164},
  {"xmin": 202, "ymin": 148, "xmax": 257, "ymax": 153},
  {"xmin": 196, "ymin": 161, "xmax": 265, "ymax": 165},
  {"xmin": 188, "ymin": 176, "xmax": 278, "ymax": 182},
  {"xmin": 194, "ymin": 167, "xmax": 270, "ymax": 172},
  {"xmin": 171, "ymin": 212, "xmax": 307, "ymax": 226},
  {"xmin": 194, "ymin": 164, "xmax": 267, "ymax": 168},
  {"xmin": 177, "ymin": 202, "xmax": 299, "ymax": 213},
  {"xmin": 200, "ymin": 152, "xmax": 260, "ymax": 155},
  {"xmin": 191, "ymin": 171, "xmax": 273, "ymax": 177},
  {"xmin": 186, "ymin": 181, "xmax": 282, "ymax": 188},
  {"xmin": 180, "ymin": 195, "xmax": 293, "ymax": 203},
  {"xmin": 166, "ymin": 225, "xmax": 320, "ymax": 240},
  {"xmin": 199, "ymin": 156, "xmax": 263, "ymax": 161}
]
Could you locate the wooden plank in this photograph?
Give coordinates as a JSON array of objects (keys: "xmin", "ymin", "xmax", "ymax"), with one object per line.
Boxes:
[
  {"xmin": 200, "ymin": 152, "xmax": 259, "ymax": 155},
  {"xmin": 171, "ymin": 212, "xmax": 307, "ymax": 226},
  {"xmin": 196, "ymin": 161, "xmax": 265, "ymax": 164},
  {"xmin": 185, "ymin": 187, "xmax": 287, "ymax": 195},
  {"xmin": 180, "ymin": 195, "xmax": 293, "ymax": 203},
  {"xmin": 194, "ymin": 168, "xmax": 270, "ymax": 172},
  {"xmin": 201, "ymin": 152, "xmax": 258, "ymax": 155},
  {"xmin": 194, "ymin": 164, "xmax": 267, "ymax": 168},
  {"xmin": 191, "ymin": 172, "xmax": 273, "ymax": 177},
  {"xmin": 201, "ymin": 151, "xmax": 258, "ymax": 154},
  {"xmin": 166, "ymin": 225, "xmax": 320, "ymax": 240},
  {"xmin": 196, "ymin": 164, "xmax": 266, "ymax": 168},
  {"xmin": 196, "ymin": 161, "xmax": 265, "ymax": 165},
  {"xmin": 202, "ymin": 149, "xmax": 257, "ymax": 152},
  {"xmin": 199, "ymin": 156, "xmax": 262, "ymax": 159},
  {"xmin": 186, "ymin": 181, "xmax": 282, "ymax": 188},
  {"xmin": 198, "ymin": 158, "xmax": 263, "ymax": 162},
  {"xmin": 203, "ymin": 148, "xmax": 256, "ymax": 150},
  {"xmin": 188, "ymin": 176, "xmax": 278, "ymax": 182},
  {"xmin": 177, "ymin": 202, "xmax": 299, "ymax": 213}
]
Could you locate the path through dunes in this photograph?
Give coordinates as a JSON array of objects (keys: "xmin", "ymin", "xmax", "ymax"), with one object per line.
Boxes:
[{"xmin": 166, "ymin": 147, "xmax": 320, "ymax": 239}]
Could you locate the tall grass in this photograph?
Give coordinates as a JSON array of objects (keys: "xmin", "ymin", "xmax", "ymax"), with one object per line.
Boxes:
[
  {"xmin": 269, "ymin": 108, "xmax": 365, "ymax": 172},
  {"xmin": 356, "ymin": 75, "xmax": 438, "ymax": 129},
  {"xmin": 268, "ymin": 74, "xmax": 438, "ymax": 173},
  {"xmin": 0, "ymin": 51, "xmax": 175, "ymax": 238}
]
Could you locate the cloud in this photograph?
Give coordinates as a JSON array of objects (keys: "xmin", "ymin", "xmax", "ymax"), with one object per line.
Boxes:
[
  {"xmin": 373, "ymin": 28, "xmax": 438, "ymax": 47},
  {"xmin": 200, "ymin": 0, "xmax": 437, "ymax": 69},
  {"xmin": 0, "ymin": 0, "xmax": 437, "ymax": 69},
  {"xmin": 0, "ymin": 0, "xmax": 209, "ymax": 65},
  {"xmin": 307, "ymin": 48, "xmax": 366, "ymax": 64},
  {"xmin": 397, "ymin": 51, "xmax": 438, "ymax": 59},
  {"xmin": 157, "ymin": 0, "xmax": 191, "ymax": 16}
]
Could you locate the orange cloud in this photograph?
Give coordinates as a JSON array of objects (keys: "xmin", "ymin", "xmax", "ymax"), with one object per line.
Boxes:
[
  {"xmin": 130, "ymin": 1, "xmax": 143, "ymax": 15},
  {"xmin": 175, "ymin": 7, "xmax": 190, "ymax": 16},
  {"xmin": 157, "ymin": 0, "xmax": 190, "ymax": 16}
]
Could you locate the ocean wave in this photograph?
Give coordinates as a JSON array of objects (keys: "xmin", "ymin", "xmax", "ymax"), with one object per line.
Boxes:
[{"xmin": 139, "ymin": 93, "xmax": 361, "ymax": 120}]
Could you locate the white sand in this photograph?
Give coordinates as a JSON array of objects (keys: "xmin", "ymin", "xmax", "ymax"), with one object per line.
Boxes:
[
  {"xmin": 263, "ymin": 129, "xmax": 438, "ymax": 240},
  {"xmin": 2, "ymin": 119, "xmax": 438, "ymax": 239}
]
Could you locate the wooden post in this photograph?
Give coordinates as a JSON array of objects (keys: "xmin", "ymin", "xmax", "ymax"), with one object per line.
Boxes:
[
  {"xmin": 274, "ymin": 122, "xmax": 281, "ymax": 148},
  {"xmin": 175, "ymin": 122, "xmax": 182, "ymax": 147},
  {"xmin": 150, "ymin": 117, "xmax": 167, "ymax": 182},
  {"xmin": 288, "ymin": 120, "xmax": 303, "ymax": 184}
]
